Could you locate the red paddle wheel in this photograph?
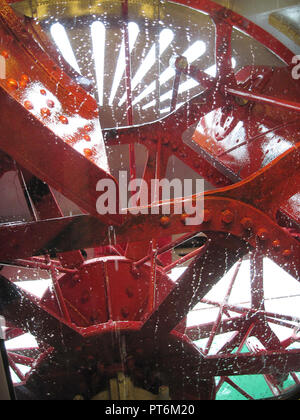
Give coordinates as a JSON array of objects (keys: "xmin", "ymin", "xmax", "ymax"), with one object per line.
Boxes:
[{"xmin": 0, "ymin": 0, "xmax": 299, "ymax": 400}]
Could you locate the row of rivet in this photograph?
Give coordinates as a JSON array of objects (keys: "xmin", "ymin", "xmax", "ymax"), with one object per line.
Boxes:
[
  {"xmin": 1, "ymin": 50, "xmax": 95, "ymax": 160},
  {"xmin": 159, "ymin": 208, "xmax": 293, "ymax": 258}
]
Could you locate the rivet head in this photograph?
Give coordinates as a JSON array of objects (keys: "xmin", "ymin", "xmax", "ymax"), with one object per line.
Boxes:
[
  {"xmin": 59, "ymin": 115, "xmax": 69, "ymax": 125},
  {"xmin": 257, "ymin": 228, "xmax": 269, "ymax": 241},
  {"xmin": 1, "ymin": 50, "xmax": 9, "ymax": 59},
  {"xmin": 241, "ymin": 217, "xmax": 253, "ymax": 230},
  {"xmin": 272, "ymin": 240, "xmax": 281, "ymax": 250},
  {"xmin": 19, "ymin": 80, "xmax": 28, "ymax": 89},
  {"xmin": 160, "ymin": 216, "xmax": 171, "ymax": 227},
  {"xmin": 84, "ymin": 124, "xmax": 93, "ymax": 132},
  {"xmin": 283, "ymin": 249, "xmax": 292, "ymax": 258},
  {"xmin": 174, "ymin": 55, "xmax": 188, "ymax": 71},
  {"xmin": 24, "ymin": 100, "xmax": 34, "ymax": 110},
  {"xmin": 21, "ymin": 74, "xmax": 30, "ymax": 83},
  {"xmin": 83, "ymin": 134, "xmax": 91, "ymax": 142},
  {"xmin": 84, "ymin": 148, "xmax": 93, "ymax": 158},
  {"xmin": 6, "ymin": 78, "xmax": 19, "ymax": 90},
  {"xmin": 222, "ymin": 209, "xmax": 234, "ymax": 224},
  {"xmin": 19, "ymin": 75, "xmax": 29, "ymax": 89},
  {"xmin": 41, "ymin": 107, "xmax": 51, "ymax": 118},
  {"xmin": 47, "ymin": 99, "xmax": 55, "ymax": 108}
]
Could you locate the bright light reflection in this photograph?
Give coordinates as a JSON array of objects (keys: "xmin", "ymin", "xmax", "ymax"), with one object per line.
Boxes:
[
  {"xmin": 109, "ymin": 22, "xmax": 140, "ymax": 106},
  {"xmin": 91, "ymin": 21, "xmax": 106, "ymax": 106},
  {"xmin": 118, "ymin": 28, "xmax": 174, "ymax": 106},
  {"xmin": 50, "ymin": 23, "xmax": 81, "ymax": 74}
]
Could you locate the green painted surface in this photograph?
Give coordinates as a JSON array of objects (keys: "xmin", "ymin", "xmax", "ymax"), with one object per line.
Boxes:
[{"xmin": 216, "ymin": 373, "xmax": 299, "ymax": 400}]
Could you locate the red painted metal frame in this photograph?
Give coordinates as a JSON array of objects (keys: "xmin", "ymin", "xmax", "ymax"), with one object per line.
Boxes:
[{"xmin": 0, "ymin": 0, "xmax": 299, "ymax": 400}]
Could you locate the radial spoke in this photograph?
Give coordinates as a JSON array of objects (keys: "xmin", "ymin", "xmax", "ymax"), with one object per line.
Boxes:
[
  {"xmin": 7, "ymin": 355, "xmax": 26, "ymax": 383},
  {"xmin": 213, "ymin": 17, "xmax": 235, "ymax": 85},
  {"xmin": 163, "ymin": 245, "xmax": 208, "ymax": 273},
  {"xmin": 221, "ymin": 377, "xmax": 255, "ymax": 400},
  {"xmin": 7, "ymin": 352, "xmax": 34, "ymax": 368},
  {"xmin": 196, "ymin": 349, "xmax": 300, "ymax": 378},
  {"xmin": 187, "ymin": 315, "xmax": 250, "ymax": 341},
  {"xmin": 0, "ymin": 276, "xmax": 81, "ymax": 348},
  {"xmin": 200, "ymin": 298, "xmax": 300, "ymax": 329},
  {"xmin": 250, "ymin": 252, "xmax": 264, "ymax": 311},
  {"xmin": 141, "ymin": 234, "xmax": 248, "ymax": 337},
  {"xmin": 203, "ymin": 259, "xmax": 242, "ymax": 355},
  {"xmin": 236, "ymin": 322, "xmax": 256, "ymax": 354}
]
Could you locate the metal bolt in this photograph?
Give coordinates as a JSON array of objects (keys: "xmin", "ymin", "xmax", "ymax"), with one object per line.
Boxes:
[
  {"xmin": 283, "ymin": 249, "xmax": 292, "ymax": 258},
  {"xmin": 241, "ymin": 217, "xmax": 253, "ymax": 230},
  {"xmin": 257, "ymin": 228, "xmax": 269, "ymax": 241},
  {"xmin": 24, "ymin": 100, "xmax": 34, "ymax": 111},
  {"xmin": 6, "ymin": 78, "xmax": 18, "ymax": 90},
  {"xmin": 160, "ymin": 216, "xmax": 171, "ymax": 227},
  {"xmin": 175, "ymin": 55, "xmax": 188, "ymax": 71},
  {"xmin": 41, "ymin": 107, "xmax": 51, "ymax": 118},
  {"xmin": 222, "ymin": 210, "xmax": 234, "ymax": 224},
  {"xmin": 272, "ymin": 240, "xmax": 281, "ymax": 250},
  {"xmin": 170, "ymin": 55, "xmax": 188, "ymax": 71}
]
